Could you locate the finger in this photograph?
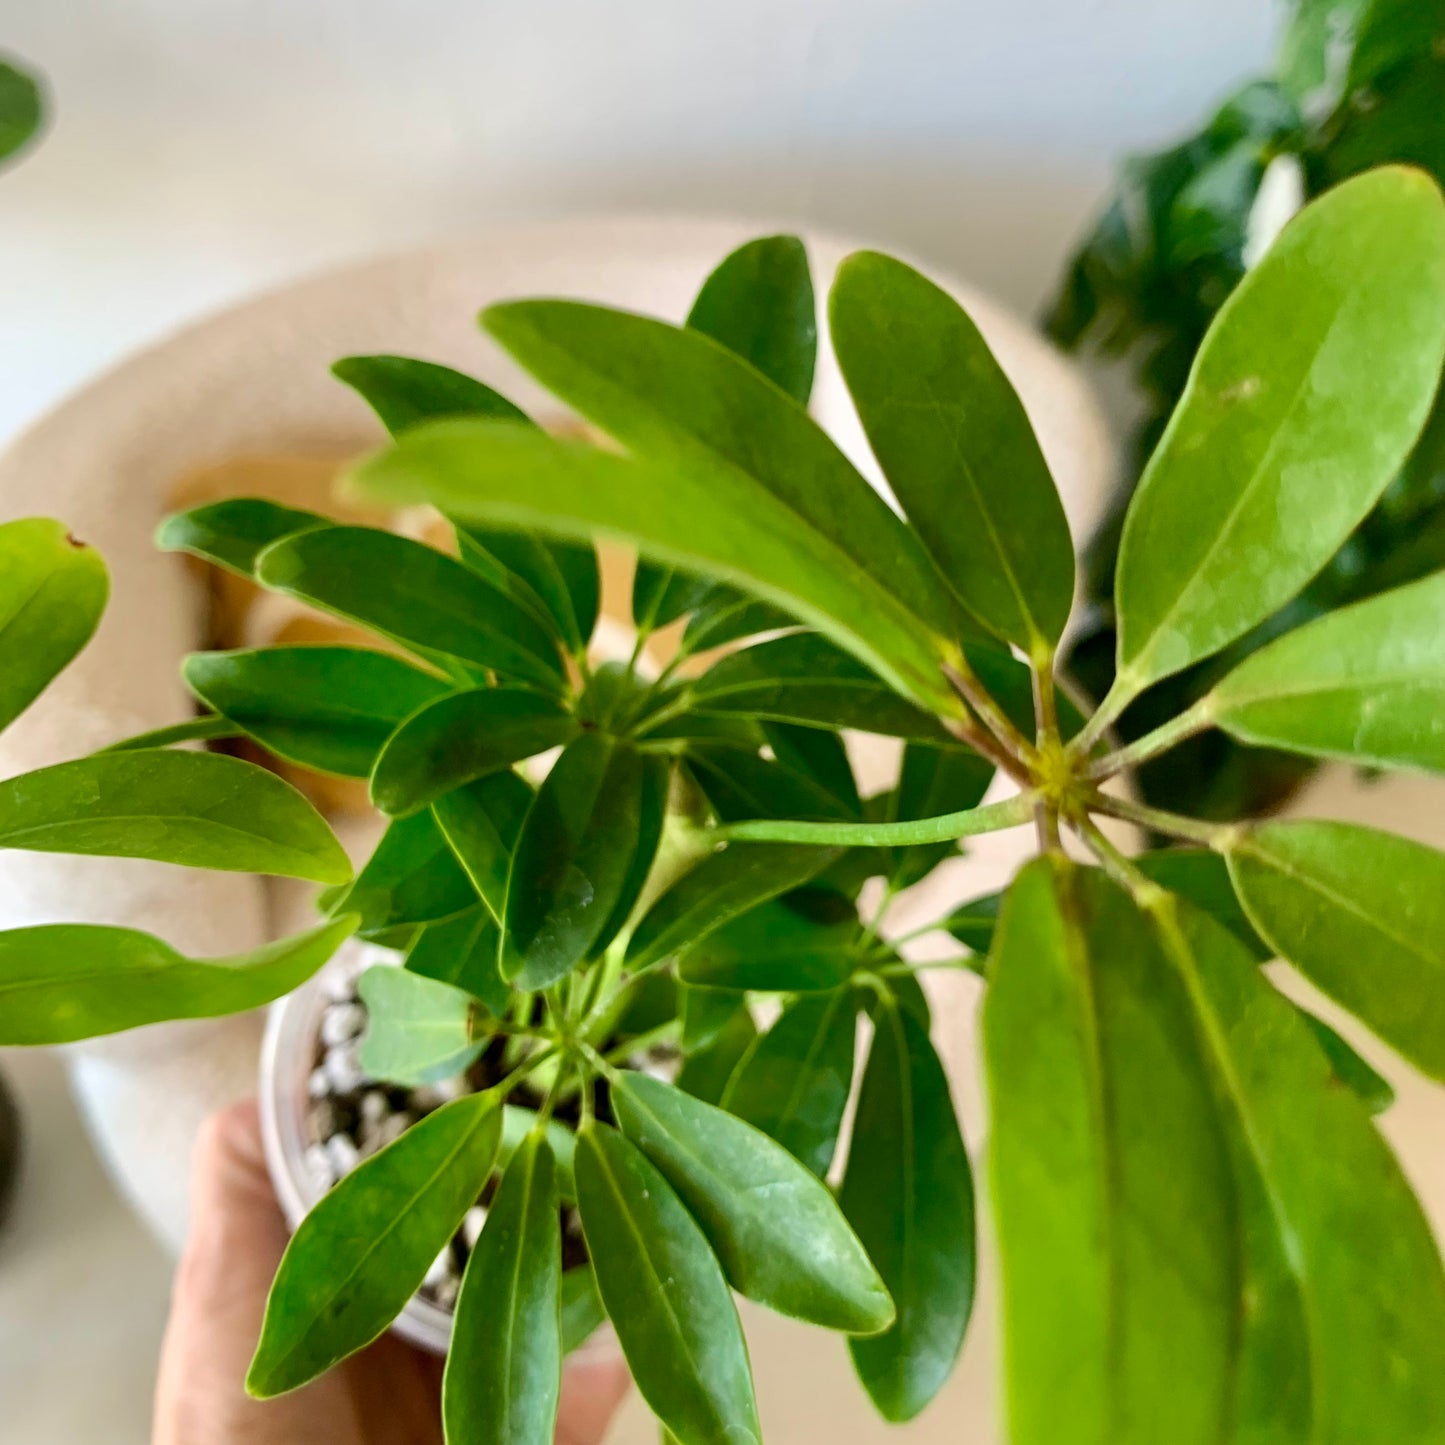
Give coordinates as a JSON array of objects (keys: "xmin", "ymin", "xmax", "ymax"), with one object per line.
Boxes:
[
  {"xmin": 153, "ymin": 1100, "xmax": 363, "ymax": 1445},
  {"xmin": 556, "ymin": 1354, "xmax": 632, "ymax": 1445}
]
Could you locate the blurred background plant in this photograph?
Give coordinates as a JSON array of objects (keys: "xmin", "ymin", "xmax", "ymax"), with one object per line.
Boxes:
[{"xmin": 1051, "ymin": 0, "xmax": 1445, "ymax": 825}]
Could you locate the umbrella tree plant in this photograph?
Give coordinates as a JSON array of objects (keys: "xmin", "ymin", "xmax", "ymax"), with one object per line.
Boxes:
[{"xmin": 3, "ymin": 163, "xmax": 1445, "ymax": 1444}]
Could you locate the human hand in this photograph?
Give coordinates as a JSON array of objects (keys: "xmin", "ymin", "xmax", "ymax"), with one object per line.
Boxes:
[{"xmin": 153, "ymin": 1100, "xmax": 630, "ymax": 1445}]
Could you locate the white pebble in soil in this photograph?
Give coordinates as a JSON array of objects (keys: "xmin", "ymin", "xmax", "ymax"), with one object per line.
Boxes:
[
  {"xmin": 307, "ymin": 1066, "xmax": 331, "ymax": 1100},
  {"xmin": 361, "ymin": 1112, "xmax": 413, "ymax": 1159},
  {"xmin": 323, "ymin": 1044, "xmax": 367, "ymax": 1094},
  {"xmin": 320, "ymin": 1002, "xmax": 367, "ymax": 1048},
  {"xmin": 324, "ymin": 1133, "xmax": 360, "ymax": 1179},
  {"xmin": 359, "ymin": 1090, "xmax": 389, "ymax": 1127},
  {"xmin": 303, "ymin": 1143, "xmax": 335, "ymax": 1193},
  {"xmin": 462, "ymin": 1206, "xmax": 488, "ymax": 1250},
  {"xmin": 424, "ymin": 1244, "xmax": 456, "ymax": 1289}
]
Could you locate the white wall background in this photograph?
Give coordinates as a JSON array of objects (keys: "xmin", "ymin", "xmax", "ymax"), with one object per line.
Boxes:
[{"xmin": 0, "ymin": 0, "xmax": 1279, "ymax": 443}]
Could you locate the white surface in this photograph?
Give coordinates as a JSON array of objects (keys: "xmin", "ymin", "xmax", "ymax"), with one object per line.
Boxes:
[{"xmin": 0, "ymin": 1, "xmax": 1278, "ymax": 443}]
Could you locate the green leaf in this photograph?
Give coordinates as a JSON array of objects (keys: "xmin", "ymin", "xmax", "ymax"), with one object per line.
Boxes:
[
  {"xmin": 369, "ymin": 688, "xmax": 577, "ymax": 816},
  {"xmin": 678, "ymin": 983, "xmax": 742, "ymax": 1053},
  {"xmin": 329, "ymin": 810, "xmax": 476, "ymax": 936},
  {"xmin": 683, "ymin": 743, "xmax": 855, "ymax": 825},
  {"xmin": 574, "ymin": 1122, "xmax": 761, "ymax": 1445},
  {"xmin": 481, "ymin": 293, "xmax": 962, "ymax": 643},
  {"xmin": 0, "ymin": 749, "xmax": 349, "ymax": 882},
  {"xmin": 248, "ymin": 1092, "xmax": 502, "ymax": 1397},
  {"xmin": 355, "ymin": 964, "xmax": 482, "ymax": 1085},
  {"xmin": 625, "ymin": 841, "xmax": 839, "ymax": 973},
  {"xmin": 431, "ymin": 770, "xmax": 534, "ymax": 924},
  {"xmin": 255, "ymin": 526, "xmax": 564, "ymax": 691},
  {"xmin": 1134, "ymin": 847, "xmax": 1269, "ymax": 959},
  {"xmin": 943, "ymin": 891, "xmax": 1004, "ymax": 955},
  {"xmin": 686, "ymin": 235, "xmax": 816, "ymax": 404},
  {"xmin": 761, "ymin": 723, "xmax": 861, "ymax": 820},
  {"xmin": 498, "ymin": 1108, "xmax": 578, "ymax": 1204},
  {"xmin": 1296, "ymin": 1008, "xmax": 1395, "ymax": 1115},
  {"xmin": 1207, "ymin": 570, "xmax": 1445, "ymax": 774},
  {"xmin": 887, "ymin": 742, "xmax": 993, "ymax": 890},
  {"xmin": 404, "ymin": 906, "xmax": 507, "ymax": 1015},
  {"xmin": 353, "ymin": 422, "xmax": 959, "ymax": 716},
  {"xmin": 1160, "ymin": 896, "xmax": 1445, "ymax": 1443},
  {"xmin": 560, "ymin": 1264, "xmax": 606, "ymax": 1355},
  {"xmin": 333, "ymin": 353, "xmax": 529, "ymax": 433},
  {"xmin": 184, "ymin": 646, "xmax": 449, "ymax": 778},
  {"xmin": 0, "ymin": 916, "xmax": 356, "ymax": 1046},
  {"xmin": 680, "ymin": 633, "xmax": 953, "ymax": 742},
  {"xmin": 0, "ymin": 518, "xmax": 109, "ymax": 732},
  {"xmin": 613, "ymin": 1073, "xmax": 892, "ymax": 1335},
  {"xmin": 841, "ymin": 1000, "xmax": 974, "ymax": 1422},
  {"xmin": 675, "ymin": 1008, "xmax": 757, "ymax": 1106},
  {"xmin": 503, "ymin": 736, "xmax": 667, "ymax": 989},
  {"xmin": 722, "ymin": 989, "xmax": 856, "ymax": 1176},
  {"xmin": 679, "ymin": 891, "xmax": 858, "ymax": 993},
  {"xmin": 1112, "ymin": 168, "xmax": 1445, "ymax": 697},
  {"xmin": 983, "ymin": 860, "xmax": 1241, "ymax": 1444},
  {"xmin": 99, "ymin": 716, "xmax": 242, "ymax": 752},
  {"xmin": 830, "ymin": 251, "xmax": 1074, "ymax": 651},
  {"xmin": 678, "ymin": 587, "xmax": 797, "ymax": 657},
  {"xmin": 1225, "ymin": 820, "xmax": 1445, "ymax": 1080},
  {"xmin": 0, "ymin": 57, "xmax": 44, "ymax": 164},
  {"xmin": 334, "ymin": 353, "xmax": 599, "ymax": 653},
  {"xmin": 156, "ymin": 498, "xmax": 327, "ymax": 578},
  {"xmin": 444, "ymin": 1131, "xmax": 561, "ymax": 1445}
]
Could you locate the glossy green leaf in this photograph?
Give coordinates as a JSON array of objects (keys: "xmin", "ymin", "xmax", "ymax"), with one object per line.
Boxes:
[
  {"xmin": 675, "ymin": 1009, "xmax": 757, "ymax": 1106},
  {"xmin": 0, "ymin": 57, "xmax": 44, "ymax": 164},
  {"xmin": 405, "ymin": 906, "xmax": 507, "ymax": 1015},
  {"xmin": 1134, "ymin": 847, "xmax": 1269, "ymax": 959},
  {"xmin": 481, "ymin": 294, "xmax": 962, "ymax": 645},
  {"xmin": 887, "ymin": 743, "xmax": 993, "ymax": 889},
  {"xmin": 625, "ymin": 841, "xmax": 839, "ymax": 973},
  {"xmin": 842, "ymin": 1000, "xmax": 974, "ymax": 1422},
  {"xmin": 248, "ymin": 1092, "xmax": 502, "ymax": 1396},
  {"xmin": 679, "ymin": 892, "xmax": 858, "ymax": 994},
  {"xmin": 678, "ymin": 586, "xmax": 797, "ymax": 657},
  {"xmin": 1161, "ymin": 897, "xmax": 1445, "ymax": 1443},
  {"xmin": 0, "ymin": 518, "xmax": 109, "ymax": 732},
  {"xmin": 184, "ymin": 646, "xmax": 449, "ymax": 778},
  {"xmin": 762, "ymin": 723, "xmax": 861, "ymax": 819},
  {"xmin": 99, "ymin": 715, "xmax": 242, "ymax": 752},
  {"xmin": 679, "ymin": 983, "xmax": 742, "ymax": 1053},
  {"xmin": 831, "ymin": 251, "xmax": 1074, "ymax": 650},
  {"xmin": 498, "ymin": 1108, "xmax": 577, "ymax": 1203},
  {"xmin": 683, "ymin": 744, "xmax": 855, "ymax": 825},
  {"xmin": 431, "ymin": 770, "xmax": 534, "ymax": 924},
  {"xmin": 1226, "ymin": 820, "xmax": 1445, "ymax": 1080},
  {"xmin": 681, "ymin": 633, "xmax": 953, "ymax": 742},
  {"xmin": 1207, "ymin": 570, "xmax": 1445, "ymax": 774},
  {"xmin": 560, "ymin": 1264, "xmax": 606, "ymax": 1355},
  {"xmin": 943, "ymin": 891, "xmax": 1005, "ymax": 955},
  {"xmin": 156, "ymin": 498, "xmax": 327, "ymax": 578},
  {"xmin": 503, "ymin": 736, "xmax": 665, "ymax": 989},
  {"xmin": 369, "ymin": 688, "xmax": 576, "ymax": 816},
  {"xmin": 1113, "ymin": 168, "xmax": 1445, "ymax": 696},
  {"xmin": 686, "ymin": 234, "xmax": 816, "ymax": 404},
  {"xmin": 355, "ymin": 964, "xmax": 482, "ymax": 1085},
  {"xmin": 1296, "ymin": 1008, "xmax": 1395, "ymax": 1115},
  {"xmin": 333, "ymin": 353, "xmax": 528, "ymax": 432},
  {"xmin": 631, "ymin": 562, "xmax": 710, "ymax": 634},
  {"xmin": 334, "ymin": 353, "xmax": 599, "ymax": 652},
  {"xmin": 574, "ymin": 1123, "xmax": 761, "ymax": 1445},
  {"xmin": 722, "ymin": 989, "xmax": 856, "ymax": 1176},
  {"xmin": 0, "ymin": 916, "xmax": 356, "ymax": 1046},
  {"xmin": 255, "ymin": 525, "xmax": 564, "ymax": 691},
  {"xmin": 329, "ymin": 810, "xmax": 476, "ymax": 936},
  {"xmin": 613, "ymin": 1073, "xmax": 892, "ymax": 1334},
  {"xmin": 984, "ymin": 860, "xmax": 1240, "ymax": 1445},
  {"xmin": 353, "ymin": 421, "xmax": 959, "ymax": 717},
  {"xmin": 444, "ymin": 1131, "xmax": 561, "ymax": 1445},
  {"xmin": 0, "ymin": 749, "xmax": 349, "ymax": 882}
]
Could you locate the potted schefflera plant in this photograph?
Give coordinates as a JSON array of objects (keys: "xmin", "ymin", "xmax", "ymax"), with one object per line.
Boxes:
[{"xmin": 6, "ymin": 161, "xmax": 1445, "ymax": 1445}]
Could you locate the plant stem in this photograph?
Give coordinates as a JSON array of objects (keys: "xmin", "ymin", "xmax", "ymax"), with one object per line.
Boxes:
[
  {"xmin": 942, "ymin": 658, "xmax": 1038, "ymax": 766},
  {"xmin": 1085, "ymin": 696, "xmax": 1215, "ymax": 781},
  {"xmin": 1085, "ymin": 790, "xmax": 1240, "ymax": 850},
  {"xmin": 1074, "ymin": 817, "xmax": 1167, "ymax": 905},
  {"xmin": 878, "ymin": 955, "xmax": 986, "ymax": 980},
  {"xmin": 713, "ymin": 791, "xmax": 1037, "ymax": 846},
  {"xmin": 942, "ymin": 710, "xmax": 1032, "ymax": 784},
  {"xmin": 1069, "ymin": 670, "xmax": 1138, "ymax": 758}
]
